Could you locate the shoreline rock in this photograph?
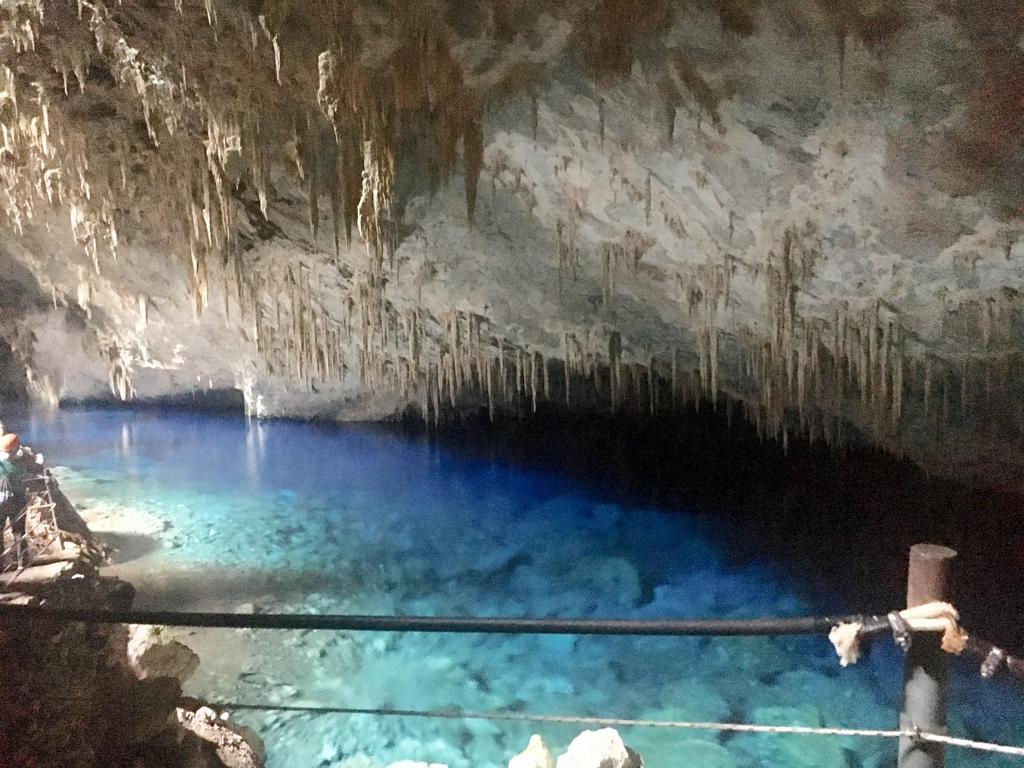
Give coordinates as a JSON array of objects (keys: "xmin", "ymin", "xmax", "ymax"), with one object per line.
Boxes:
[{"xmin": 0, "ymin": 449, "xmax": 266, "ymax": 768}]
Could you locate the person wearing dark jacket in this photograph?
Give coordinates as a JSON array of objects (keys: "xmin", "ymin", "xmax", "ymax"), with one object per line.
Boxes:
[{"xmin": 0, "ymin": 433, "xmax": 28, "ymax": 570}]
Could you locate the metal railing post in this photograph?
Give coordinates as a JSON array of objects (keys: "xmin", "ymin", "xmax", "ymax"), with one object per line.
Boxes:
[{"xmin": 899, "ymin": 543, "xmax": 957, "ymax": 768}]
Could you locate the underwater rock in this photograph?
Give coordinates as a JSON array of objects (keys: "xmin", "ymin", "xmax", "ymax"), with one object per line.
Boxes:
[
  {"xmin": 772, "ymin": 669, "xmax": 894, "ymax": 730},
  {"xmin": 127, "ymin": 624, "xmax": 200, "ymax": 682},
  {"xmin": 509, "ymin": 734, "xmax": 555, "ymax": 768},
  {"xmin": 385, "ymin": 762, "xmax": 450, "ymax": 768},
  {"xmin": 527, "ymin": 495, "xmax": 591, "ymax": 522},
  {"xmin": 642, "ymin": 677, "xmax": 731, "ymax": 724},
  {"xmin": 644, "ymin": 565, "xmax": 798, "ymax": 619},
  {"xmin": 579, "ymin": 504, "xmax": 621, "ymax": 533},
  {"xmin": 707, "ymin": 637, "xmax": 802, "ymax": 681},
  {"xmin": 566, "ymin": 557, "xmax": 642, "ymax": 606},
  {"xmin": 636, "ymin": 738, "xmax": 737, "ymax": 768},
  {"xmin": 555, "ymin": 729, "xmax": 643, "ymax": 768},
  {"xmin": 333, "ymin": 755, "xmax": 381, "ymax": 768},
  {"xmin": 264, "ymin": 683, "xmax": 301, "ymax": 704},
  {"xmin": 514, "ymin": 673, "xmax": 576, "ymax": 702},
  {"xmin": 730, "ymin": 706, "xmax": 852, "ymax": 768}
]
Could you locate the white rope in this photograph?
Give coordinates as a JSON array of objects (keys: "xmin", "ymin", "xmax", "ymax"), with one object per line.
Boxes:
[
  {"xmin": 921, "ymin": 731, "xmax": 1024, "ymax": 757},
  {"xmin": 215, "ymin": 702, "xmax": 1024, "ymax": 758}
]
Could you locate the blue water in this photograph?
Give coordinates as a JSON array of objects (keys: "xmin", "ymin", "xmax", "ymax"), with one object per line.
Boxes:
[{"xmin": 12, "ymin": 407, "xmax": 1024, "ymax": 768}]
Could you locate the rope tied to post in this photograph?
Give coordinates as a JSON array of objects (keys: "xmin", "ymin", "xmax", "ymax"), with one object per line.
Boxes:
[{"xmin": 829, "ymin": 601, "xmax": 968, "ymax": 667}]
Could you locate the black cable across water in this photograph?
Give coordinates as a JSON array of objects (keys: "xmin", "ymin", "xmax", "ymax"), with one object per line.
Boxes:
[
  {"xmin": 2, "ymin": 604, "xmax": 1023, "ymax": 682},
  {"xmin": 0, "ymin": 604, "xmax": 851, "ymax": 636}
]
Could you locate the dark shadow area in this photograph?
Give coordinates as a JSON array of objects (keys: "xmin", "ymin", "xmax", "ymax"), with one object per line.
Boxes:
[
  {"xmin": 396, "ymin": 402, "xmax": 1024, "ymax": 652},
  {"xmin": 97, "ymin": 532, "xmax": 163, "ymax": 565},
  {"xmin": 104, "ymin": 563, "xmax": 365, "ymax": 613},
  {"xmin": 0, "ymin": 336, "xmax": 28, "ymax": 404},
  {"xmin": 64, "ymin": 388, "xmax": 246, "ymax": 415}
]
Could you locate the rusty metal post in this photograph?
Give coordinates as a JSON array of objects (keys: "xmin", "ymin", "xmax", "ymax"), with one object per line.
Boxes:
[{"xmin": 898, "ymin": 544, "xmax": 957, "ymax": 768}]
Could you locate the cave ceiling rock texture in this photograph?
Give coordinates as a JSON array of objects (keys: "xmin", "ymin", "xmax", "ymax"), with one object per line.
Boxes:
[{"xmin": 0, "ymin": 0, "xmax": 1022, "ymax": 487}]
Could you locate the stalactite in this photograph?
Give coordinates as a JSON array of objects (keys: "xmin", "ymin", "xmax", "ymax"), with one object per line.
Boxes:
[
  {"xmin": 487, "ymin": 356, "xmax": 495, "ymax": 423},
  {"xmin": 941, "ymin": 368, "xmax": 950, "ymax": 432},
  {"xmin": 647, "ymin": 355, "xmax": 655, "ymax": 415},
  {"xmin": 671, "ymin": 347, "xmax": 678, "ymax": 407},
  {"xmin": 317, "ymin": 15, "xmax": 490, "ymax": 240},
  {"xmin": 960, "ymin": 359, "xmax": 968, "ymax": 420},
  {"xmin": 879, "ymin": 319, "xmax": 891, "ymax": 409},
  {"xmin": 644, "ymin": 172, "xmax": 652, "ymax": 225},
  {"xmin": 867, "ymin": 304, "xmax": 879, "ymax": 405},
  {"xmin": 514, "ymin": 347, "xmax": 523, "ymax": 400},
  {"xmin": 357, "ymin": 137, "xmax": 395, "ymax": 272},
  {"xmin": 530, "ymin": 94, "xmax": 539, "ymax": 141},
  {"xmin": 601, "ymin": 243, "xmax": 614, "ymax": 311},
  {"xmin": 710, "ymin": 325, "xmax": 719, "ymax": 397},
  {"xmin": 272, "ymin": 34, "xmax": 282, "ymax": 85},
  {"xmin": 432, "ymin": 361, "xmax": 441, "ymax": 427},
  {"xmin": 498, "ymin": 343, "xmax": 506, "ymax": 400},
  {"xmin": 924, "ymin": 357, "xmax": 933, "ymax": 418},
  {"xmin": 608, "ymin": 331, "xmax": 621, "ymax": 409},
  {"xmin": 563, "ymin": 334, "xmax": 572, "ymax": 408},
  {"xmin": 836, "ymin": 29, "xmax": 846, "ymax": 90},
  {"xmin": 463, "ymin": 98, "xmax": 484, "ymax": 227},
  {"xmin": 530, "ymin": 351, "xmax": 539, "ymax": 412},
  {"xmin": 892, "ymin": 327, "xmax": 904, "ymax": 425},
  {"xmin": 307, "ymin": 121, "xmax": 321, "ymax": 243}
]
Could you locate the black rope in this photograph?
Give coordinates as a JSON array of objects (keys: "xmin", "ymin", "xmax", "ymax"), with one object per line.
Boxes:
[
  {"xmin": 0, "ymin": 604, "xmax": 852, "ymax": 636},
  {"xmin": 1, "ymin": 603, "xmax": 1022, "ymax": 683},
  {"xmin": 964, "ymin": 636, "xmax": 1024, "ymax": 683}
]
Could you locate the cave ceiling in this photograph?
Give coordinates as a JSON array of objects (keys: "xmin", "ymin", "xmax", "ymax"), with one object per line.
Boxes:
[{"xmin": 0, "ymin": 0, "xmax": 1023, "ymax": 487}]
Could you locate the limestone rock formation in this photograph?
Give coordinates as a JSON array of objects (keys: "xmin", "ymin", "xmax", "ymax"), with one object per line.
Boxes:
[
  {"xmin": 128, "ymin": 623, "xmax": 201, "ymax": 682},
  {"xmin": 176, "ymin": 702, "xmax": 266, "ymax": 768},
  {"xmin": 508, "ymin": 734, "xmax": 555, "ymax": 768},
  {"xmin": 0, "ymin": 0, "xmax": 1021, "ymax": 487},
  {"xmin": 554, "ymin": 729, "xmax": 643, "ymax": 768}
]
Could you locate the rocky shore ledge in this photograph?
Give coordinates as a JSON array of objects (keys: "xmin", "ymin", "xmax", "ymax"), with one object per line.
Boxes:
[{"xmin": 0, "ymin": 458, "xmax": 265, "ymax": 768}]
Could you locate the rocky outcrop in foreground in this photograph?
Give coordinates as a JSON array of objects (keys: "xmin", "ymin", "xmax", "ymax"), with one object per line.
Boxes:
[
  {"xmin": 0, "ymin": 569, "xmax": 265, "ymax": 768},
  {"xmin": 0, "ymin": 460, "xmax": 265, "ymax": 768}
]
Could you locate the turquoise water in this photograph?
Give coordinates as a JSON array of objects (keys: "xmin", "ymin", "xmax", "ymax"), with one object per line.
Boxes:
[{"xmin": 13, "ymin": 407, "xmax": 1024, "ymax": 768}]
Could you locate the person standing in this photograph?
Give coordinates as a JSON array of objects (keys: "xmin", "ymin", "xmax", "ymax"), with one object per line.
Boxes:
[{"xmin": 0, "ymin": 433, "xmax": 28, "ymax": 570}]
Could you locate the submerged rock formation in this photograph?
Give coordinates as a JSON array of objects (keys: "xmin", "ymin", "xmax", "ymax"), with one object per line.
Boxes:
[{"xmin": 0, "ymin": 0, "xmax": 1021, "ymax": 486}]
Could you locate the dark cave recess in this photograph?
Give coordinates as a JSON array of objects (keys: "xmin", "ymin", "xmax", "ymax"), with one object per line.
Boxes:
[{"xmin": 397, "ymin": 401, "xmax": 1024, "ymax": 653}]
